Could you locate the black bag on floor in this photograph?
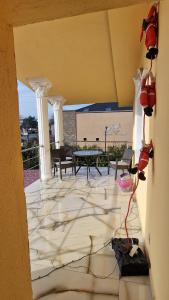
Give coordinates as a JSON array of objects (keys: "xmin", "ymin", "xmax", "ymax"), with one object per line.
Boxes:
[{"xmin": 112, "ymin": 238, "xmax": 149, "ymax": 276}]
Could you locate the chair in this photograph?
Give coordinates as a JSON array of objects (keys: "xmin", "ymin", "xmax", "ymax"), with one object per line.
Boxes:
[
  {"xmin": 63, "ymin": 145, "xmax": 74, "ymax": 161},
  {"xmin": 51, "ymin": 148, "xmax": 75, "ymax": 180},
  {"xmin": 108, "ymin": 148, "xmax": 134, "ymax": 180}
]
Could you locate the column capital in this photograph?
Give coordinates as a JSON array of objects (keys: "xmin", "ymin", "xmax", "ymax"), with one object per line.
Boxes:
[
  {"xmin": 28, "ymin": 78, "xmax": 52, "ymax": 97},
  {"xmin": 49, "ymin": 95, "xmax": 65, "ymax": 107}
]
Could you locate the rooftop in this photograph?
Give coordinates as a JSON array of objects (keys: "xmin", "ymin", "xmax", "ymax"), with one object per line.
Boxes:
[{"xmin": 76, "ymin": 102, "xmax": 133, "ymax": 112}]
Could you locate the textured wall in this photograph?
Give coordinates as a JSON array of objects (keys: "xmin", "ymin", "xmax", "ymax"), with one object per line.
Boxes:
[
  {"xmin": 0, "ymin": 20, "xmax": 32, "ymax": 300},
  {"xmin": 135, "ymin": 1, "xmax": 169, "ymax": 299},
  {"xmin": 63, "ymin": 111, "xmax": 77, "ymax": 145}
]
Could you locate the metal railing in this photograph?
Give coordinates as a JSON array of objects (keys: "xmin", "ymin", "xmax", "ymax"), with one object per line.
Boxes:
[
  {"xmin": 22, "ymin": 142, "xmax": 56, "ymax": 171},
  {"xmin": 22, "ymin": 145, "xmax": 40, "ymax": 170},
  {"xmin": 21, "ymin": 140, "xmax": 132, "ymax": 171}
]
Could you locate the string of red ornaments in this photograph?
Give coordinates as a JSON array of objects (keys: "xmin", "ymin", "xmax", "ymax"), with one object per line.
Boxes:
[{"xmin": 125, "ymin": 2, "xmax": 159, "ymax": 241}]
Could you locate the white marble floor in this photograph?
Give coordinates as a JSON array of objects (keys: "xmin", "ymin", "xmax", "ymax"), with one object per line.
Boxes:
[{"xmin": 25, "ymin": 168, "xmax": 151, "ymax": 300}]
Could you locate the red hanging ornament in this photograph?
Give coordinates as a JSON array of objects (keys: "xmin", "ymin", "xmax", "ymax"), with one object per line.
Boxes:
[
  {"xmin": 129, "ymin": 141, "xmax": 154, "ymax": 181},
  {"xmin": 140, "ymin": 72, "xmax": 156, "ymax": 117},
  {"xmin": 140, "ymin": 3, "xmax": 158, "ymax": 60}
]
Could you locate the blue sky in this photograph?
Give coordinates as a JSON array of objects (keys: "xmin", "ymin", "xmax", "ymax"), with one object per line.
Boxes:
[{"xmin": 18, "ymin": 81, "xmax": 90, "ymax": 119}]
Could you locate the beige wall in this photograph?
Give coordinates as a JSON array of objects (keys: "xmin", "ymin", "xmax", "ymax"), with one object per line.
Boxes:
[
  {"xmin": 108, "ymin": 3, "xmax": 147, "ymax": 106},
  {"xmin": 135, "ymin": 1, "xmax": 169, "ymax": 299},
  {"xmin": 5, "ymin": 0, "xmax": 145, "ymax": 27},
  {"xmin": 14, "ymin": 3, "xmax": 146, "ymax": 105},
  {"xmin": 76, "ymin": 112, "xmax": 133, "ymax": 148},
  {"xmin": 0, "ymin": 17, "xmax": 32, "ymax": 300}
]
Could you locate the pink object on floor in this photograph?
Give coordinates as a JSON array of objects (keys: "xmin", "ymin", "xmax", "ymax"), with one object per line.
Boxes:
[
  {"xmin": 118, "ymin": 173, "xmax": 133, "ymax": 192},
  {"xmin": 24, "ymin": 170, "xmax": 40, "ymax": 187}
]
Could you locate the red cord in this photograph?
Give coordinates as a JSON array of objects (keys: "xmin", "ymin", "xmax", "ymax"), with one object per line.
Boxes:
[{"xmin": 124, "ymin": 176, "xmax": 139, "ymax": 239}]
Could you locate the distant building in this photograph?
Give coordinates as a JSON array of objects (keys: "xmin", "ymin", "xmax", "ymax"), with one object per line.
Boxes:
[
  {"xmin": 20, "ymin": 118, "xmax": 39, "ymax": 147},
  {"xmin": 76, "ymin": 102, "xmax": 132, "ymax": 113},
  {"xmin": 63, "ymin": 102, "xmax": 133, "ymax": 148}
]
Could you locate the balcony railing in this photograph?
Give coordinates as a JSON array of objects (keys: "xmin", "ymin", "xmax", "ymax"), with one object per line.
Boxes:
[
  {"xmin": 22, "ymin": 145, "xmax": 40, "ymax": 170},
  {"xmin": 22, "ymin": 146, "xmax": 40, "ymax": 188},
  {"xmin": 21, "ymin": 140, "xmax": 132, "ymax": 187}
]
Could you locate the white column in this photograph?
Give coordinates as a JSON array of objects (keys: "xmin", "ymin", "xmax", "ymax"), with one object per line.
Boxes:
[
  {"xmin": 133, "ymin": 69, "xmax": 148, "ymax": 160},
  {"xmin": 29, "ymin": 78, "xmax": 52, "ymax": 181},
  {"xmin": 49, "ymin": 96, "xmax": 65, "ymax": 149}
]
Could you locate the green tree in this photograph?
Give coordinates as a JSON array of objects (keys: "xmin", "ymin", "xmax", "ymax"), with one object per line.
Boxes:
[{"xmin": 21, "ymin": 116, "xmax": 38, "ymax": 130}]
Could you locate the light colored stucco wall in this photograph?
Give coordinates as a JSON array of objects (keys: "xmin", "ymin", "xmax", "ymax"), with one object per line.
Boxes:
[
  {"xmin": 14, "ymin": 3, "xmax": 146, "ymax": 105},
  {"xmin": 134, "ymin": 1, "xmax": 169, "ymax": 299},
  {"xmin": 76, "ymin": 112, "xmax": 133, "ymax": 148},
  {"xmin": 108, "ymin": 3, "xmax": 148, "ymax": 105},
  {"xmin": 0, "ymin": 19, "xmax": 32, "ymax": 300}
]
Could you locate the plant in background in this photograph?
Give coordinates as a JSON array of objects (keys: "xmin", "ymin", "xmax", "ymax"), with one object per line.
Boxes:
[
  {"xmin": 108, "ymin": 144, "xmax": 127, "ymax": 161},
  {"xmin": 82, "ymin": 144, "xmax": 101, "ymax": 150},
  {"xmin": 64, "ymin": 143, "xmax": 128, "ymax": 167}
]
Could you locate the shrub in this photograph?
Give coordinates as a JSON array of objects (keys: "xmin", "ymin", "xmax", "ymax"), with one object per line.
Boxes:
[
  {"xmin": 64, "ymin": 143, "xmax": 128, "ymax": 167},
  {"xmin": 107, "ymin": 144, "xmax": 127, "ymax": 160}
]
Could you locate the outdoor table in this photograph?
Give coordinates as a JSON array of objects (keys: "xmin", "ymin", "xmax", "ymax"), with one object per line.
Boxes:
[{"xmin": 73, "ymin": 150, "xmax": 103, "ymax": 179}]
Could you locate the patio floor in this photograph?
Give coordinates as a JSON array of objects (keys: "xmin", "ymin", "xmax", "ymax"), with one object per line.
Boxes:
[
  {"xmin": 24, "ymin": 169, "xmax": 40, "ymax": 187},
  {"xmin": 25, "ymin": 167, "xmax": 151, "ymax": 300}
]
